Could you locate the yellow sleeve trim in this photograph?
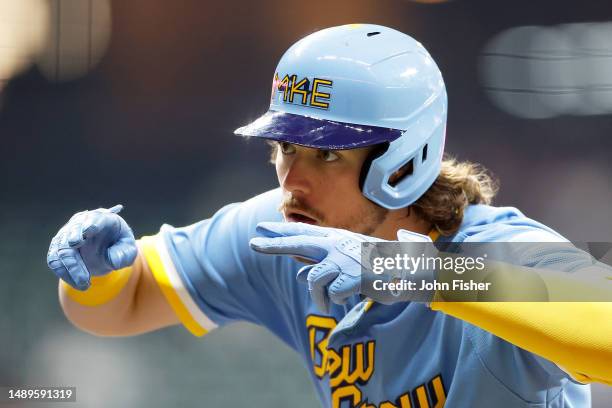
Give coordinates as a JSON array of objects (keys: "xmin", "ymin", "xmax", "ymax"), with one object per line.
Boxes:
[
  {"xmin": 63, "ymin": 267, "xmax": 132, "ymax": 307},
  {"xmin": 139, "ymin": 236, "xmax": 207, "ymax": 337}
]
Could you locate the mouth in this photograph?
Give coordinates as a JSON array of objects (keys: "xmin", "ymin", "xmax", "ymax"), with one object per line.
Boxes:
[{"xmin": 285, "ymin": 210, "xmax": 319, "ymax": 225}]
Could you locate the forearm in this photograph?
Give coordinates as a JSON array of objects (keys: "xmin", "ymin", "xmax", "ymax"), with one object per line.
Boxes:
[
  {"xmin": 59, "ymin": 251, "xmax": 143, "ymax": 336},
  {"xmin": 429, "ymin": 257, "xmax": 612, "ymax": 384},
  {"xmin": 59, "ymin": 241, "xmax": 179, "ymax": 336}
]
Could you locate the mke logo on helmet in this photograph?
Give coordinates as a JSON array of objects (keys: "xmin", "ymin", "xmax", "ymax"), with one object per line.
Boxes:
[{"xmin": 272, "ymin": 73, "xmax": 333, "ymax": 109}]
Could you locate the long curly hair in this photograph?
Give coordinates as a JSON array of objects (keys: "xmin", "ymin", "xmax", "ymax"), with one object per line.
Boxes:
[{"xmin": 411, "ymin": 155, "xmax": 499, "ymax": 236}]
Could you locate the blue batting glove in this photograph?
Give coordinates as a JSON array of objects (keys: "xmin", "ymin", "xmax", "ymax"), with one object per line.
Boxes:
[
  {"xmin": 46, "ymin": 205, "xmax": 138, "ymax": 291},
  {"xmin": 250, "ymin": 222, "xmax": 437, "ymax": 313},
  {"xmin": 249, "ymin": 222, "xmax": 400, "ymax": 313},
  {"xmin": 250, "ymin": 222, "xmax": 380, "ymax": 313}
]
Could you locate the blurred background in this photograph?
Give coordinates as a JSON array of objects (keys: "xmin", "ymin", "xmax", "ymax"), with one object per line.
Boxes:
[{"xmin": 1, "ymin": 0, "xmax": 611, "ymax": 406}]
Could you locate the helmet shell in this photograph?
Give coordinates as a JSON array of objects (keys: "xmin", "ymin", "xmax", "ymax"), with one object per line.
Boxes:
[{"xmin": 235, "ymin": 24, "xmax": 447, "ymax": 209}]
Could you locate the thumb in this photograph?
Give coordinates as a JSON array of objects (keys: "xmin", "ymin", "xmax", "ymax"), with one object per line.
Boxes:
[{"xmin": 107, "ymin": 238, "xmax": 138, "ymax": 270}]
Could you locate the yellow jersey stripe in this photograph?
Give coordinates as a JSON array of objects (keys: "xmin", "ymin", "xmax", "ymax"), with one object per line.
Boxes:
[
  {"xmin": 150, "ymin": 231, "xmax": 218, "ymax": 332},
  {"xmin": 140, "ymin": 235, "xmax": 216, "ymax": 337}
]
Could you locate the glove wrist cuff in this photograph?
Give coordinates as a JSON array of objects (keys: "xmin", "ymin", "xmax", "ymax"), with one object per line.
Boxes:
[{"xmin": 62, "ymin": 267, "xmax": 133, "ymax": 307}]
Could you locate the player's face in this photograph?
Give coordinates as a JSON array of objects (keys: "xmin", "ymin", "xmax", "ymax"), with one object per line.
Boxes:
[{"xmin": 274, "ymin": 142, "xmax": 389, "ymax": 236}]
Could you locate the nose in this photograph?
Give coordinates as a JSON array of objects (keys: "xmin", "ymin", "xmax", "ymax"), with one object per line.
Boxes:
[{"xmin": 278, "ymin": 153, "xmax": 312, "ymax": 196}]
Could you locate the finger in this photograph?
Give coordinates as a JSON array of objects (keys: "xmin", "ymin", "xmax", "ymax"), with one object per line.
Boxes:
[
  {"xmin": 82, "ymin": 211, "xmax": 118, "ymax": 240},
  {"xmin": 296, "ymin": 264, "xmax": 314, "ymax": 284},
  {"xmin": 255, "ymin": 222, "xmax": 329, "ymax": 238},
  {"xmin": 47, "ymin": 255, "xmax": 79, "ymax": 288},
  {"xmin": 328, "ymin": 274, "xmax": 360, "ymax": 306},
  {"xmin": 56, "ymin": 221, "xmax": 90, "ymax": 286},
  {"xmin": 250, "ymin": 236, "xmax": 329, "ymax": 261},
  {"xmin": 47, "ymin": 237, "xmax": 79, "ymax": 288},
  {"xmin": 107, "ymin": 238, "xmax": 138, "ymax": 270},
  {"xmin": 47, "ymin": 235, "xmax": 60, "ymax": 260},
  {"xmin": 80, "ymin": 211, "xmax": 104, "ymax": 240},
  {"xmin": 57, "ymin": 247, "xmax": 90, "ymax": 290},
  {"xmin": 307, "ymin": 261, "xmax": 341, "ymax": 288},
  {"xmin": 107, "ymin": 204, "xmax": 123, "ymax": 214},
  {"xmin": 307, "ymin": 262, "xmax": 340, "ymax": 314},
  {"xmin": 67, "ymin": 218, "xmax": 87, "ymax": 248},
  {"xmin": 63, "ymin": 211, "xmax": 88, "ymax": 248}
]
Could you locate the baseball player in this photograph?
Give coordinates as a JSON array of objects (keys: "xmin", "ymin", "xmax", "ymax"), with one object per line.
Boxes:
[{"xmin": 47, "ymin": 25, "xmax": 611, "ymax": 407}]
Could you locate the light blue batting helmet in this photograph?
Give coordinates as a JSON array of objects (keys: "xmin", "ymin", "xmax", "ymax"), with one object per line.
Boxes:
[{"xmin": 234, "ymin": 24, "xmax": 447, "ymax": 209}]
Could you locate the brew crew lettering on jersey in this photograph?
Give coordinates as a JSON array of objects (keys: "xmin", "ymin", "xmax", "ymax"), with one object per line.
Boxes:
[
  {"xmin": 307, "ymin": 314, "xmax": 447, "ymax": 408},
  {"xmin": 138, "ymin": 189, "xmax": 590, "ymax": 408}
]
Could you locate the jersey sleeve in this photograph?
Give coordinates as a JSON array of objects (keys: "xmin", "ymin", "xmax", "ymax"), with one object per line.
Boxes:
[
  {"xmin": 432, "ymin": 223, "xmax": 612, "ymax": 390},
  {"xmin": 139, "ymin": 189, "xmax": 309, "ymax": 349}
]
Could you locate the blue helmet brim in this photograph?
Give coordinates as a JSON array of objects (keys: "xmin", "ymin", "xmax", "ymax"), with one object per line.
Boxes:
[{"xmin": 234, "ymin": 110, "xmax": 403, "ymax": 150}]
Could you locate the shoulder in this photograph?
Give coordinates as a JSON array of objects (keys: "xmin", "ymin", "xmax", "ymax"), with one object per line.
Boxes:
[
  {"xmin": 224, "ymin": 188, "xmax": 285, "ymax": 240},
  {"xmin": 235, "ymin": 188, "xmax": 284, "ymax": 224},
  {"xmin": 157, "ymin": 188, "xmax": 284, "ymax": 263},
  {"xmin": 447, "ymin": 204, "xmax": 567, "ymax": 243}
]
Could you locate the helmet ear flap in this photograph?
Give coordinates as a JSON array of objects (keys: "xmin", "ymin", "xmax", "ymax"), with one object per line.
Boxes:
[{"xmin": 359, "ymin": 143, "xmax": 390, "ymax": 192}]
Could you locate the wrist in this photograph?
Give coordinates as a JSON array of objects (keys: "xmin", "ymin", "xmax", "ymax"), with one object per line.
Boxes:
[{"xmin": 62, "ymin": 267, "xmax": 133, "ymax": 307}]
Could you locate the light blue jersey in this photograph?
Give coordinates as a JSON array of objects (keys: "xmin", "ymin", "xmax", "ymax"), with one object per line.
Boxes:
[{"xmin": 141, "ymin": 189, "xmax": 590, "ymax": 408}]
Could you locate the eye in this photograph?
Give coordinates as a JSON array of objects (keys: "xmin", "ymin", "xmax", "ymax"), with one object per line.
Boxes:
[
  {"xmin": 319, "ymin": 150, "xmax": 339, "ymax": 162},
  {"xmin": 279, "ymin": 142, "xmax": 296, "ymax": 155}
]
